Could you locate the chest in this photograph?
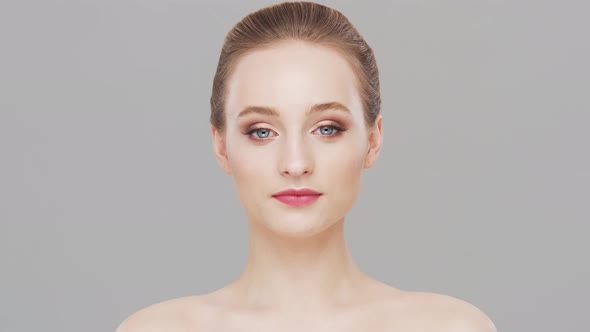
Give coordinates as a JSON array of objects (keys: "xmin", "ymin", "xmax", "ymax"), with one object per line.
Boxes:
[{"xmin": 198, "ymin": 306, "xmax": 401, "ymax": 332}]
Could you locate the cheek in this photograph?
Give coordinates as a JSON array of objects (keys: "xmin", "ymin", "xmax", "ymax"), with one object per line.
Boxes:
[
  {"xmin": 320, "ymin": 140, "xmax": 366, "ymax": 187},
  {"xmin": 319, "ymin": 143, "xmax": 365, "ymax": 218},
  {"xmin": 329, "ymin": 154, "xmax": 364, "ymax": 186},
  {"xmin": 227, "ymin": 143, "xmax": 271, "ymax": 191}
]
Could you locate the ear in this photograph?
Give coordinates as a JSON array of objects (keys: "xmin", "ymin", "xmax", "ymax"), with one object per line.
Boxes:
[
  {"xmin": 363, "ymin": 114, "xmax": 383, "ymax": 169},
  {"xmin": 211, "ymin": 125, "xmax": 232, "ymax": 174}
]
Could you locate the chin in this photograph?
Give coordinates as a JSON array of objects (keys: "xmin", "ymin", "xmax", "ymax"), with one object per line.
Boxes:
[
  {"xmin": 243, "ymin": 194, "xmax": 349, "ymax": 238},
  {"xmin": 254, "ymin": 211, "xmax": 339, "ymax": 239}
]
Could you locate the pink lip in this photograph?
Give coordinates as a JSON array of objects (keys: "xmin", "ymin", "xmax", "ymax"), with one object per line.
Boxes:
[{"xmin": 272, "ymin": 188, "xmax": 322, "ymax": 207}]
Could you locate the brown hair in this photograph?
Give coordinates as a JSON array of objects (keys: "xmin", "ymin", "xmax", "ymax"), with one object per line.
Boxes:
[{"xmin": 210, "ymin": 1, "xmax": 381, "ymax": 132}]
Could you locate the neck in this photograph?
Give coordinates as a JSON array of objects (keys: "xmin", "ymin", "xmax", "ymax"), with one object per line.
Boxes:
[{"xmin": 229, "ymin": 218, "xmax": 368, "ymax": 311}]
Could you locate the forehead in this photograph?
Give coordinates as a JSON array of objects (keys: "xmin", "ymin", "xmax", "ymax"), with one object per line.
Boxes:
[{"xmin": 225, "ymin": 41, "xmax": 362, "ymax": 119}]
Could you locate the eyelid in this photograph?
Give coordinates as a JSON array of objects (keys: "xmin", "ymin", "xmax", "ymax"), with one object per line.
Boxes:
[{"xmin": 316, "ymin": 120, "xmax": 344, "ymax": 128}]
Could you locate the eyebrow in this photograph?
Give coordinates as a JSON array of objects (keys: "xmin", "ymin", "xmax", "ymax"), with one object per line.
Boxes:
[{"xmin": 237, "ymin": 102, "xmax": 351, "ymax": 118}]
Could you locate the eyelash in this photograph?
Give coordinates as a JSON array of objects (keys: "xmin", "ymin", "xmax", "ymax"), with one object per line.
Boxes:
[{"xmin": 245, "ymin": 124, "xmax": 346, "ymax": 141}]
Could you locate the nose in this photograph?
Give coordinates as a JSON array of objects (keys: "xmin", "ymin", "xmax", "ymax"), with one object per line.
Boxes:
[{"xmin": 278, "ymin": 136, "xmax": 313, "ymax": 177}]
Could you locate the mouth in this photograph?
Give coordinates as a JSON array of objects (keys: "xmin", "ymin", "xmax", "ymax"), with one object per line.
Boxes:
[{"xmin": 272, "ymin": 188, "xmax": 322, "ymax": 207}]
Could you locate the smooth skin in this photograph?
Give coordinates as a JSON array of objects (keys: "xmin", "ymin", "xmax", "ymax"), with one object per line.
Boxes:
[{"xmin": 117, "ymin": 40, "xmax": 497, "ymax": 332}]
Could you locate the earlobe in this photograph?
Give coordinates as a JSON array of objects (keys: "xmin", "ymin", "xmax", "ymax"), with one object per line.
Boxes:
[
  {"xmin": 363, "ymin": 115, "xmax": 383, "ymax": 169},
  {"xmin": 211, "ymin": 126, "xmax": 232, "ymax": 174}
]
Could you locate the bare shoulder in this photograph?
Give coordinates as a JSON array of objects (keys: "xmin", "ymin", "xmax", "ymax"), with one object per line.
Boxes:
[
  {"xmin": 115, "ymin": 295, "xmax": 208, "ymax": 332},
  {"xmin": 387, "ymin": 291, "xmax": 497, "ymax": 332}
]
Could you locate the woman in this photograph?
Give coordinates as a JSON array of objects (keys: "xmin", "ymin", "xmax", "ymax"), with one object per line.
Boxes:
[{"xmin": 117, "ymin": 2, "xmax": 497, "ymax": 331}]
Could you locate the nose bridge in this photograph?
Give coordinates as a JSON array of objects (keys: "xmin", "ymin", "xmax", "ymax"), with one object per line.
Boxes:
[{"xmin": 278, "ymin": 131, "xmax": 313, "ymax": 176}]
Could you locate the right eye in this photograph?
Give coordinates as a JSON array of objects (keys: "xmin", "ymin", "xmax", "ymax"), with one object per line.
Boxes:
[{"xmin": 246, "ymin": 127, "xmax": 277, "ymax": 140}]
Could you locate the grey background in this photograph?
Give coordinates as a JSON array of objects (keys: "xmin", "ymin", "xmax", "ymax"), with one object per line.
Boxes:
[{"xmin": 1, "ymin": 0, "xmax": 588, "ymax": 331}]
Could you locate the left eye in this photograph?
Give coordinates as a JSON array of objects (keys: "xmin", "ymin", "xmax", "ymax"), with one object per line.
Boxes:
[{"xmin": 314, "ymin": 125, "xmax": 343, "ymax": 136}]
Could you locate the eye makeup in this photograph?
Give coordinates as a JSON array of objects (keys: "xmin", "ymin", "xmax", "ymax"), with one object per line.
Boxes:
[{"xmin": 243, "ymin": 121, "xmax": 348, "ymax": 142}]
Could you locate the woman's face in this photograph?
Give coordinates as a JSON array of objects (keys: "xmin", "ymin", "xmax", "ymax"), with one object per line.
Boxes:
[{"xmin": 212, "ymin": 40, "xmax": 382, "ymax": 237}]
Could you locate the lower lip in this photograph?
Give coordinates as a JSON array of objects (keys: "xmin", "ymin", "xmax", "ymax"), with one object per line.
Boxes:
[{"xmin": 273, "ymin": 194, "xmax": 321, "ymax": 207}]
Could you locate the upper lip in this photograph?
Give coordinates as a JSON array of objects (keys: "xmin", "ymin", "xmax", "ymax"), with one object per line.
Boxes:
[{"xmin": 272, "ymin": 188, "xmax": 322, "ymax": 196}]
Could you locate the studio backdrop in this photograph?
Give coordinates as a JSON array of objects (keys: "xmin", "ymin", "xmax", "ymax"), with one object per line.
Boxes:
[{"xmin": 1, "ymin": 0, "xmax": 588, "ymax": 331}]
